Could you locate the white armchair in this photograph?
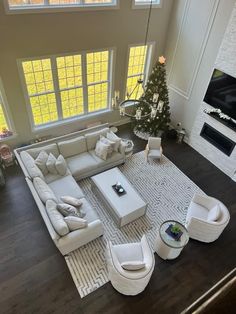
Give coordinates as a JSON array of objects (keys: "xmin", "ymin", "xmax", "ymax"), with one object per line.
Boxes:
[
  {"xmin": 186, "ymin": 193, "xmax": 230, "ymax": 243},
  {"xmin": 145, "ymin": 137, "xmax": 163, "ymax": 161},
  {"xmin": 106, "ymin": 235, "xmax": 155, "ymax": 296}
]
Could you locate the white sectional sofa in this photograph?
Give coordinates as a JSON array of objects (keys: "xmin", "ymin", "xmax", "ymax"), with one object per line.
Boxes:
[{"xmin": 15, "ymin": 123, "xmax": 126, "ymax": 255}]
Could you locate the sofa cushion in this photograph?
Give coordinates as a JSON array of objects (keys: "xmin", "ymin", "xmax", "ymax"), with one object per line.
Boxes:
[
  {"xmin": 85, "ymin": 127, "xmax": 109, "ymax": 151},
  {"xmin": 186, "ymin": 202, "xmax": 208, "ymax": 223},
  {"xmin": 20, "ymin": 151, "xmax": 45, "ymax": 180},
  {"xmin": 64, "ymin": 216, "xmax": 88, "ymax": 231},
  {"xmin": 58, "ymin": 136, "xmax": 87, "ymax": 158},
  {"xmin": 46, "ymin": 200, "xmax": 69, "ymax": 236},
  {"xmin": 89, "ymin": 150, "xmax": 123, "ymax": 166},
  {"xmin": 35, "ymin": 151, "xmax": 49, "ymax": 175},
  {"xmin": 106, "ymin": 131, "xmax": 121, "ymax": 152},
  {"xmin": 57, "ymin": 203, "xmax": 86, "ymax": 218},
  {"xmin": 46, "ymin": 153, "xmax": 57, "ymax": 175},
  {"xmin": 208, "ymin": 205, "xmax": 221, "ymax": 222},
  {"xmin": 61, "ymin": 196, "xmax": 83, "ymax": 208},
  {"xmin": 78, "ymin": 197, "xmax": 100, "ymax": 223},
  {"xmin": 66, "ymin": 152, "xmax": 98, "ymax": 179},
  {"xmin": 48, "ymin": 175, "xmax": 84, "ymax": 200},
  {"xmin": 55, "ymin": 155, "xmax": 68, "ymax": 176},
  {"xmin": 121, "ymin": 261, "xmax": 145, "ymax": 271},
  {"xmin": 25, "ymin": 143, "xmax": 59, "ymax": 159},
  {"xmin": 33, "ymin": 177, "xmax": 58, "ymax": 204},
  {"xmin": 95, "ymin": 140, "xmax": 110, "ymax": 161}
]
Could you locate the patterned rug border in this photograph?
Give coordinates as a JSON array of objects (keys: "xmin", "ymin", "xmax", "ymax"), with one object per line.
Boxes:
[{"xmin": 64, "ymin": 151, "xmax": 203, "ymax": 298}]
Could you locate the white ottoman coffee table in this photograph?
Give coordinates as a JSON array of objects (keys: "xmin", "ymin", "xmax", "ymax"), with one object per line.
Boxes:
[{"xmin": 91, "ymin": 167, "xmax": 147, "ymax": 227}]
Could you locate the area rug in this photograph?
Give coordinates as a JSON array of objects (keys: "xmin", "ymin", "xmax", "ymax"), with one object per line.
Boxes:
[{"xmin": 65, "ymin": 151, "xmax": 202, "ymax": 298}]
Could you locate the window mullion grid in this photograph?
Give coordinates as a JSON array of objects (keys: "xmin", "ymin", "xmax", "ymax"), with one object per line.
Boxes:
[
  {"xmin": 81, "ymin": 52, "xmax": 88, "ymax": 115},
  {"xmin": 51, "ymin": 56, "xmax": 63, "ymax": 120},
  {"xmin": 44, "ymin": 0, "xmax": 49, "ymax": 6}
]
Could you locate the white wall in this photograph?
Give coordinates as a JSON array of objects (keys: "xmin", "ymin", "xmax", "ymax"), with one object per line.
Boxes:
[
  {"xmin": 164, "ymin": 0, "xmax": 235, "ymax": 137},
  {"xmin": 0, "ymin": 0, "xmax": 173, "ymax": 147}
]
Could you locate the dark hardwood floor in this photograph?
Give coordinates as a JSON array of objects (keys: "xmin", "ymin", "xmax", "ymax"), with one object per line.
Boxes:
[{"xmin": 0, "ymin": 123, "xmax": 235, "ymax": 314}]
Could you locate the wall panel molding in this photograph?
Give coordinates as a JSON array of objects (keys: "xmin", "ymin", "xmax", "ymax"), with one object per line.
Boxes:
[{"xmin": 168, "ymin": 0, "xmax": 220, "ymax": 100}]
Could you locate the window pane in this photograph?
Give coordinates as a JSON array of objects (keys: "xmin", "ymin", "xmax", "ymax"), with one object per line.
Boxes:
[
  {"xmin": 22, "ymin": 58, "xmax": 58, "ymax": 126},
  {"xmin": 49, "ymin": 0, "xmax": 79, "ymax": 4},
  {"xmin": 126, "ymin": 45, "xmax": 149, "ymax": 99},
  {"xmin": 128, "ymin": 45, "xmax": 147, "ymax": 76},
  {"xmin": 86, "ymin": 51, "xmax": 109, "ymax": 84},
  {"xmin": 0, "ymin": 104, "xmax": 8, "ymax": 133},
  {"xmin": 22, "ymin": 59, "xmax": 54, "ymax": 96},
  {"xmin": 88, "ymin": 82, "xmax": 108, "ymax": 112},
  {"xmin": 61, "ymin": 88, "xmax": 84, "ymax": 118},
  {"xmin": 56, "ymin": 54, "xmax": 82, "ymax": 90},
  {"xmin": 8, "ymin": 0, "xmax": 44, "ymax": 6},
  {"xmin": 30, "ymin": 93, "xmax": 58, "ymax": 126}
]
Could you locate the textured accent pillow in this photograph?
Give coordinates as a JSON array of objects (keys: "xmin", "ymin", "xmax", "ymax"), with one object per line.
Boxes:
[
  {"xmin": 46, "ymin": 200, "xmax": 69, "ymax": 236},
  {"xmin": 57, "ymin": 203, "xmax": 86, "ymax": 218},
  {"xmin": 106, "ymin": 131, "xmax": 121, "ymax": 152},
  {"xmin": 100, "ymin": 135, "xmax": 115, "ymax": 156},
  {"xmin": 95, "ymin": 140, "xmax": 110, "ymax": 161},
  {"xmin": 20, "ymin": 151, "xmax": 45, "ymax": 180},
  {"xmin": 35, "ymin": 151, "xmax": 49, "ymax": 175},
  {"xmin": 55, "ymin": 155, "xmax": 68, "ymax": 176},
  {"xmin": 61, "ymin": 196, "xmax": 83, "ymax": 208},
  {"xmin": 208, "ymin": 205, "xmax": 221, "ymax": 222},
  {"xmin": 64, "ymin": 216, "xmax": 88, "ymax": 231},
  {"xmin": 121, "ymin": 261, "xmax": 146, "ymax": 271},
  {"xmin": 46, "ymin": 153, "xmax": 58, "ymax": 175},
  {"xmin": 33, "ymin": 177, "xmax": 58, "ymax": 204}
]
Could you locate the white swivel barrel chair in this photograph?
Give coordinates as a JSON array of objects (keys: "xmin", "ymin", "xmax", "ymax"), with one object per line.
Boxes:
[
  {"xmin": 106, "ymin": 235, "xmax": 155, "ymax": 296},
  {"xmin": 145, "ymin": 137, "xmax": 163, "ymax": 161},
  {"xmin": 186, "ymin": 193, "xmax": 230, "ymax": 243}
]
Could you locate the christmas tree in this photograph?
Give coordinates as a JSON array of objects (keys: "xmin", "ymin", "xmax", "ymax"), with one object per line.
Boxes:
[{"xmin": 133, "ymin": 56, "xmax": 171, "ymax": 137}]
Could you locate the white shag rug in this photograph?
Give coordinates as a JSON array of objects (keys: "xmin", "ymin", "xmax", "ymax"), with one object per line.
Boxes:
[{"xmin": 65, "ymin": 151, "xmax": 201, "ymax": 298}]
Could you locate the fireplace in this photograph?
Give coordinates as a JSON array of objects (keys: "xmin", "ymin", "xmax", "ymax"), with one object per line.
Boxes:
[{"xmin": 200, "ymin": 123, "xmax": 235, "ymax": 156}]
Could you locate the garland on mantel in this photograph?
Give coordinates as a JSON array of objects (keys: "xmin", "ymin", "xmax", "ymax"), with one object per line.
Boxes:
[{"xmin": 204, "ymin": 108, "xmax": 236, "ymax": 126}]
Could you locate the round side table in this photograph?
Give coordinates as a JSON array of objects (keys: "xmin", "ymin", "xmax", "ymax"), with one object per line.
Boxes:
[{"xmin": 154, "ymin": 220, "xmax": 189, "ymax": 260}]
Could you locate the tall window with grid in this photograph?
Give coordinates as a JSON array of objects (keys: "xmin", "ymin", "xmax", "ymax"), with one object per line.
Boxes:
[
  {"xmin": 20, "ymin": 49, "xmax": 113, "ymax": 128},
  {"xmin": 86, "ymin": 51, "xmax": 109, "ymax": 113},
  {"xmin": 56, "ymin": 55, "xmax": 84, "ymax": 119},
  {"xmin": 125, "ymin": 45, "xmax": 152, "ymax": 99},
  {"xmin": 22, "ymin": 59, "xmax": 58, "ymax": 126}
]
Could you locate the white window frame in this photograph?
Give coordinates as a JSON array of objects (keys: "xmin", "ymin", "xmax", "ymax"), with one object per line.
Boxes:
[
  {"xmin": 124, "ymin": 42, "xmax": 154, "ymax": 100},
  {"xmin": 0, "ymin": 78, "xmax": 16, "ymax": 140},
  {"xmin": 4, "ymin": 0, "xmax": 119, "ymax": 14},
  {"xmin": 132, "ymin": 0, "xmax": 162, "ymax": 9},
  {"xmin": 18, "ymin": 48, "xmax": 114, "ymax": 131}
]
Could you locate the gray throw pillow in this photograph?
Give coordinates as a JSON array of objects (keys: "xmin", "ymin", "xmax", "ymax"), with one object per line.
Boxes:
[{"xmin": 57, "ymin": 203, "xmax": 86, "ymax": 218}]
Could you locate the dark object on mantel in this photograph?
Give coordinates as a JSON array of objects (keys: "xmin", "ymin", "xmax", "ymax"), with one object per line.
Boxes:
[
  {"xmin": 204, "ymin": 111, "xmax": 236, "ymax": 132},
  {"xmin": 204, "ymin": 68, "xmax": 236, "ymax": 120},
  {"xmin": 165, "ymin": 224, "xmax": 183, "ymax": 241},
  {"xmin": 112, "ymin": 184, "xmax": 126, "ymax": 196}
]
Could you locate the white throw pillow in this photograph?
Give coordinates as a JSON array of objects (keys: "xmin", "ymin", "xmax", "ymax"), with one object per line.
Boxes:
[
  {"xmin": 33, "ymin": 177, "xmax": 58, "ymax": 204},
  {"xmin": 208, "ymin": 205, "xmax": 221, "ymax": 222},
  {"xmin": 57, "ymin": 203, "xmax": 86, "ymax": 218},
  {"xmin": 121, "ymin": 261, "xmax": 146, "ymax": 271},
  {"xmin": 64, "ymin": 216, "xmax": 88, "ymax": 231},
  {"xmin": 95, "ymin": 140, "xmax": 110, "ymax": 161},
  {"xmin": 46, "ymin": 153, "xmax": 58, "ymax": 175},
  {"xmin": 46, "ymin": 200, "xmax": 69, "ymax": 236},
  {"xmin": 106, "ymin": 131, "xmax": 121, "ymax": 152},
  {"xmin": 55, "ymin": 155, "xmax": 68, "ymax": 176},
  {"xmin": 35, "ymin": 151, "xmax": 49, "ymax": 175},
  {"xmin": 100, "ymin": 135, "xmax": 115, "ymax": 156},
  {"xmin": 61, "ymin": 196, "xmax": 83, "ymax": 208}
]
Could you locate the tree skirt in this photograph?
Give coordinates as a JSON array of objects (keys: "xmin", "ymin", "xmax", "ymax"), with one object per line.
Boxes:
[
  {"xmin": 133, "ymin": 129, "xmax": 151, "ymax": 140},
  {"xmin": 65, "ymin": 151, "xmax": 202, "ymax": 298}
]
